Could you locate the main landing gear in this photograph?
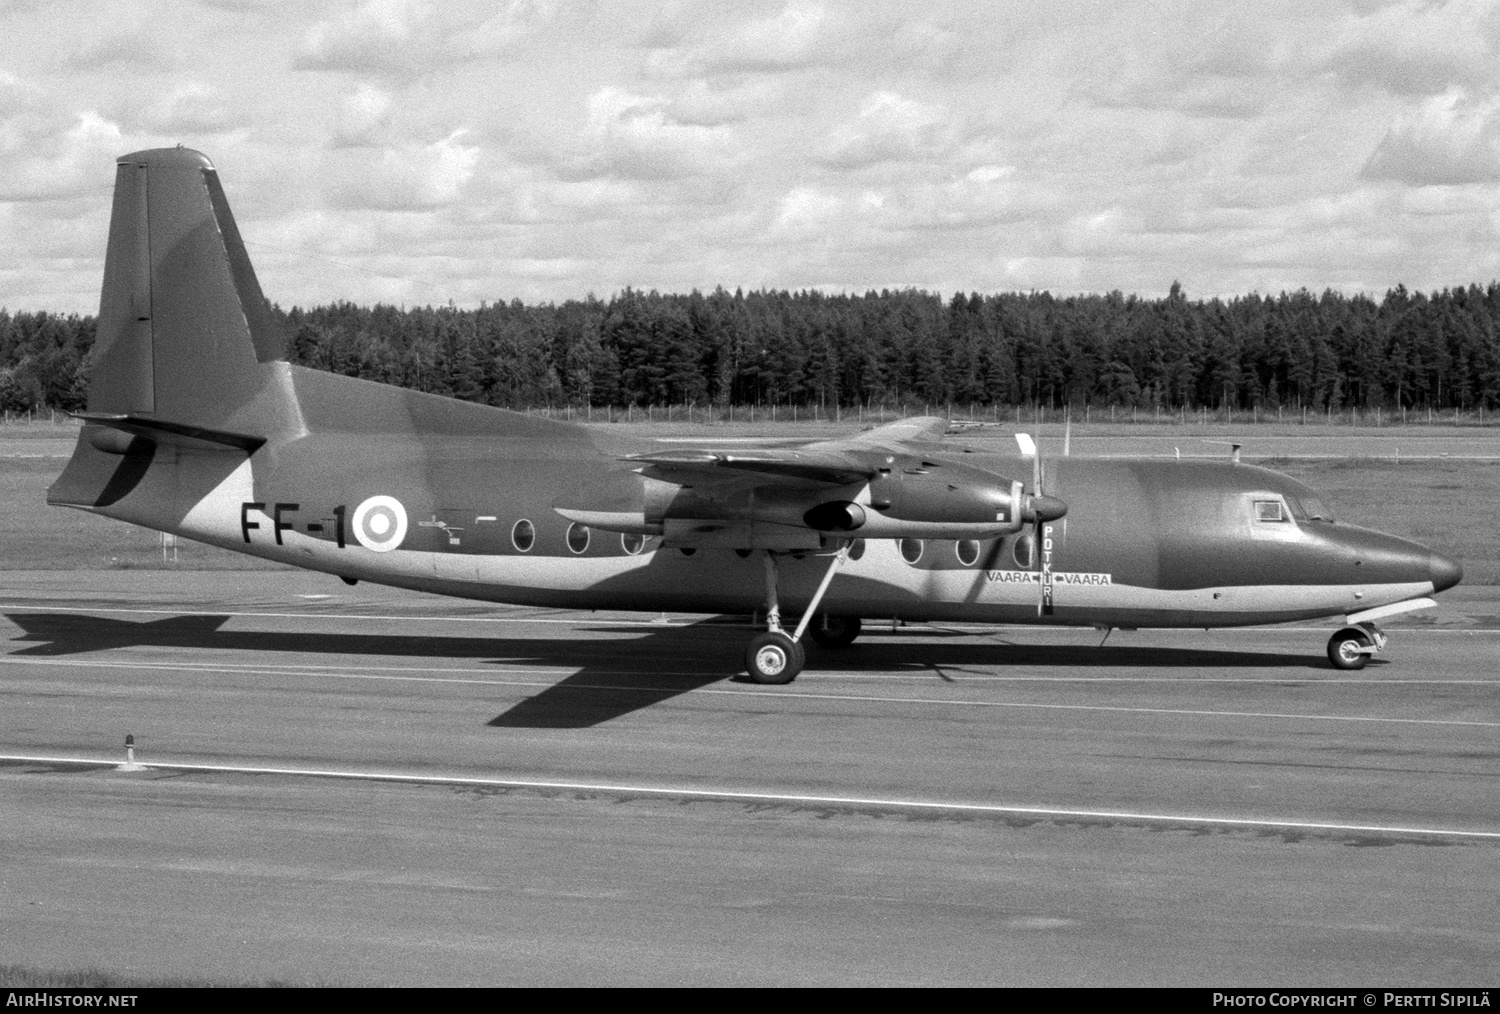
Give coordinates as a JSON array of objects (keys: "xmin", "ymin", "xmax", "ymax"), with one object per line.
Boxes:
[
  {"xmin": 745, "ymin": 546, "xmax": 854, "ymax": 684},
  {"xmin": 809, "ymin": 614, "xmax": 862, "ymax": 649},
  {"xmin": 1327, "ymin": 623, "xmax": 1387, "ymax": 670}
]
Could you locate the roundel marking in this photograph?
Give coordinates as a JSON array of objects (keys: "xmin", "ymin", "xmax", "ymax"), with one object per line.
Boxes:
[{"xmin": 352, "ymin": 495, "xmax": 408, "ymax": 552}]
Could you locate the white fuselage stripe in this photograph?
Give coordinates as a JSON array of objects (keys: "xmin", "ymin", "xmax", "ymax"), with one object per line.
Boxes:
[
  {"xmin": 4, "ymin": 753, "xmax": 1497, "ymax": 840},
  {"xmin": 1, "ymin": 601, "xmax": 1486, "ymax": 634}
]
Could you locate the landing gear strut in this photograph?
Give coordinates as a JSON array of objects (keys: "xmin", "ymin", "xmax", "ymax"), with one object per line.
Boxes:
[
  {"xmin": 744, "ymin": 546, "xmax": 851, "ymax": 684},
  {"xmin": 1327, "ymin": 623, "xmax": 1386, "ymax": 670}
]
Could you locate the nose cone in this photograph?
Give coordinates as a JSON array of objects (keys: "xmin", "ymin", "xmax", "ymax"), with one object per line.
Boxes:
[{"xmin": 1430, "ymin": 551, "xmax": 1463, "ymax": 593}]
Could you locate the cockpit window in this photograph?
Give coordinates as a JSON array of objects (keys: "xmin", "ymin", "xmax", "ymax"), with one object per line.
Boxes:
[
  {"xmin": 1286, "ymin": 496, "xmax": 1332, "ymax": 522},
  {"xmin": 1254, "ymin": 499, "xmax": 1288, "ymax": 523}
]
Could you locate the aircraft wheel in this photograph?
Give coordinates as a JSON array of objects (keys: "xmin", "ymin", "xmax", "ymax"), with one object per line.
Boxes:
[
  {"xmin": 1327, "ymin": 627, "xmax": 1372, "ymax": 670},
  {"xmin": 809, "ymin": 615, "xmax": 862, "ymax": 649},
  {"xmin": 746, "ymin": 632, "xmax": 803, "ymax": 684}
]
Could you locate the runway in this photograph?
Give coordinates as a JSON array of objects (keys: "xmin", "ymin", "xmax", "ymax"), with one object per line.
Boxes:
[{"xmin": 2, "ymin": 571, "xmax": 1499, "ymax": 985}]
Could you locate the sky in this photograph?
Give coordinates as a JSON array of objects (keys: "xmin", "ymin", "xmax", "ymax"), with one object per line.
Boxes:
[{"xmin": 2, "ymin": 0, "xmax": 1499, "ymax": 314}]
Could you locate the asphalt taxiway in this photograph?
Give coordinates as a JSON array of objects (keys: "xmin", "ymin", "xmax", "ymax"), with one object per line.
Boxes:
[{"xmin": 2, "ymin": 571, "xmax": 1498, "ymax": 986}]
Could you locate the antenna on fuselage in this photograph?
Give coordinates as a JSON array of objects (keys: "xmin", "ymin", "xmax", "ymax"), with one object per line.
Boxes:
[{"xmin": 1205, "ymin": 440, "xmax": 1242, "ymax": 464}]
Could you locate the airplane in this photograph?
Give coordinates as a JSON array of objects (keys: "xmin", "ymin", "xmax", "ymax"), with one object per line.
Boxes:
[{"xmin": 48, "ymin": 147, "xmax": 1463, "ymax": 684}]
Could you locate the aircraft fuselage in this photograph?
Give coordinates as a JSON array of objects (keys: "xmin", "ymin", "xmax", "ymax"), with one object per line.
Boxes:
[{"xmin": 52, "ymin": 365, "xmax": 1455, "ymax": 631}]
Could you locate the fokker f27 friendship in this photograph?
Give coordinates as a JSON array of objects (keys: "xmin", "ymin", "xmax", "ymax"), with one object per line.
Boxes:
[{"xmin": 49, "ymin": 148, "xmax": 1463, "ymax": 683}]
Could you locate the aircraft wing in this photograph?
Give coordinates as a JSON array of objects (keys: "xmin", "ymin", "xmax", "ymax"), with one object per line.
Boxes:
[
  {"xmin": 625, "ymin": 447, "xmax": 876, "ymax": 487},
  {"xmin": 824, "ymin": 415, "xmax": 949, "ymax": 449},
  {"xmin": 625, "ymin": 416, "xmax": 950, "ymax": 487}
]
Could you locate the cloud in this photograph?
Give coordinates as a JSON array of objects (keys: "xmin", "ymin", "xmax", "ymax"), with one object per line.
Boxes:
[
  {"xmin": 324, "ymin": 129, "xmax": 479, "ymax": 210},
  {"xmin": 645, "ymin": 2, "xmax": 830, "ymax": 79},
  {"xmin": 9, "ymin": 1, "xmax": 1500, "ymax": 314},
  {"xmin": 664, "ymin": 77, "xmax": 785, "ymax": 128},
  {"xmin": 332, "ymin": 82, "xmax": 394, "ymax": 147},
  {"xmin": 769, "ymin": 185, "xmax": 843, "ymax": 234},
  {"xmin": 1075, "ymin": 31, "xmax": 1277, "ymax": 119},
  {"xmin": 0, "ymin": 69, "xmax": 44, "ymax": 122},
  {"xmin": 64, "ymin": 30, "xmax": 175, "ymax": 71},
  {"xmin": 295, "ymin": 0, "xmax": 555, "ymax": 79},
  {"xmin": 117, "ymin": 83, "xmax": 235, "ymax": 136},
  {"xmin": 1361, "ymin": 89, "xmax": 1500, "ymax": 185},
  {"xmin": 1320, "ymin": 0, "xmax": 1500, "ymax": 97},
  {"xmin": 819, "ymin": 91, "xmax": 961, "ymax": 171},
  {"xmin": 295, "ymin": 0, "xmax": 428, "ymax": 77},
  {"xmin": 193, "ymin": 0, "xmax": 283, "ymax": 10},
  {"xmin": 575, "ymin": 85, "xmax": 743, "ymax": 181},
  {"xmin": 0, "ymin": 111, "xmax": 129, "ymax": 203}
]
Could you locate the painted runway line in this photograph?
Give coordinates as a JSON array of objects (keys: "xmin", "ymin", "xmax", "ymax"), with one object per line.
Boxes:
[
  {"xmin": 5, "ymin": 654, "xmax": 1499, "ymax": 728},
  {"xmin": 4, "ymin": 752, "xmax": 1498, "ymax": 841}
]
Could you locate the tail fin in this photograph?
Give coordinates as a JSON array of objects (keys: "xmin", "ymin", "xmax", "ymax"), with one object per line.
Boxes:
[{"xmin": 84, "ymin": 147, "xmax": 301, "ymax": 439}]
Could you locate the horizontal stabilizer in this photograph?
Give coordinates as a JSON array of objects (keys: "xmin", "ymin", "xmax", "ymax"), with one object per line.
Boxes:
[{"xmin": 73, "ymin": 412, "xmax": 265, "ymax": 452}]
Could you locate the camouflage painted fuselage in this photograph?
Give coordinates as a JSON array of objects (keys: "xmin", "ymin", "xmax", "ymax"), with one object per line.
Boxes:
[{"xmin": 50, "ymin": 364, "xmax": 1456, "ymax": 628}]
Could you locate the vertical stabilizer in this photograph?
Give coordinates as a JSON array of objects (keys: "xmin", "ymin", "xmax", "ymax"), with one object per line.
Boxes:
[
  {"xmin": 86, "ymin": 147, "xmax": 300, "ymax": 438},
  {"xmin": 92, "ymin": 159, "xmax": 154, "ymax": 412}
]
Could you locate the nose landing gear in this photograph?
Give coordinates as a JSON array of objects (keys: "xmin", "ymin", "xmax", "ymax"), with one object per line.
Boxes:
[{"xmin": 1327, "ymin": 623, "xmax": 1386, "ymax": 670}]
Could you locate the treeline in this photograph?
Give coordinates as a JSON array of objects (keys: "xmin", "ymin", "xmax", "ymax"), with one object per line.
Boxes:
[{"xmin": 5, "ymin": 282, "xmax": 1500, "ymax": 414}]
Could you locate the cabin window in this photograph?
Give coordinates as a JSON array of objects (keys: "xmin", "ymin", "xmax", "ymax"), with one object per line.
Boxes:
[
  {"xmin": 566, "ymin": 522, "xmax": 591, "ymax": 553},
  {"xmin": 955, "ymin": 540, "xmax": 980, "ymax": 567},
  {"xmin": 511, "ymin": 519, "xmax": 535, "ymax": 552},
  {"xmin": 1012, "ymin": 534, "xmax": 1033, "ymax": 568},
  {"xmin": 621, "ymin": 533, "xmax": 646, "ymax": 555},
  {"xmin": 680, "ymin": 547, "xmax": 697, "ymax": 557},
  {"xmin": 847, "ymin": 539, "xmax": 866, "ymax": 562},
  {"xmin": 900, "ymin": 538, "xmax": 924, "ymax": 564},
  {"xmin": 1253, "ymin": 500, "xmax": 1288, "ymax": 523}
]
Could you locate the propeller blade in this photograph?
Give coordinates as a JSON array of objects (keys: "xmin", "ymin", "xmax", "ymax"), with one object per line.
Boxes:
[
  {"xmin": 1035, "ymin": 514, "xmax": 1046, "ymax": 617},
  {"xmin": 1014, "ymin": 430, "xmax": 1061, "ymax": 616}
]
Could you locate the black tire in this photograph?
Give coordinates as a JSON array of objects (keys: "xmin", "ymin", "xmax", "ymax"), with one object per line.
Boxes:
[
  {"xmin": 808, "ymin": 614, "xmax": 862, "ymax": 649},
  {"xmin": 746, "ymin": 631, "xmax": 803, "ymax": 684},
  {"xmin": 1327, "ymin": 627, "xmax": 1372, "ymax": 670}
]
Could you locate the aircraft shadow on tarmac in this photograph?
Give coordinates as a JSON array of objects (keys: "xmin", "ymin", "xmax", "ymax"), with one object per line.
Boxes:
[{"xmin": 4, "ymin": 611, "xmax": 1328, "ymax": 729}]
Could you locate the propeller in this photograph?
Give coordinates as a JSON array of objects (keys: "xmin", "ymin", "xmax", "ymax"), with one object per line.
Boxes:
[{"xmin": 1015, "ymin": 432, "xmax": 1068, "ymax": 616}]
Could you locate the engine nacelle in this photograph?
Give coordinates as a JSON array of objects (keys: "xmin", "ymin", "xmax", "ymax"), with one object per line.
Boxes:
[
  {"xmin": 871, "ymin": 476, "xmax": 1025, "ymax": 529},
  {"xmin": 800, "ymin": 476, "xmax": 1031, "ymax": 540}
]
